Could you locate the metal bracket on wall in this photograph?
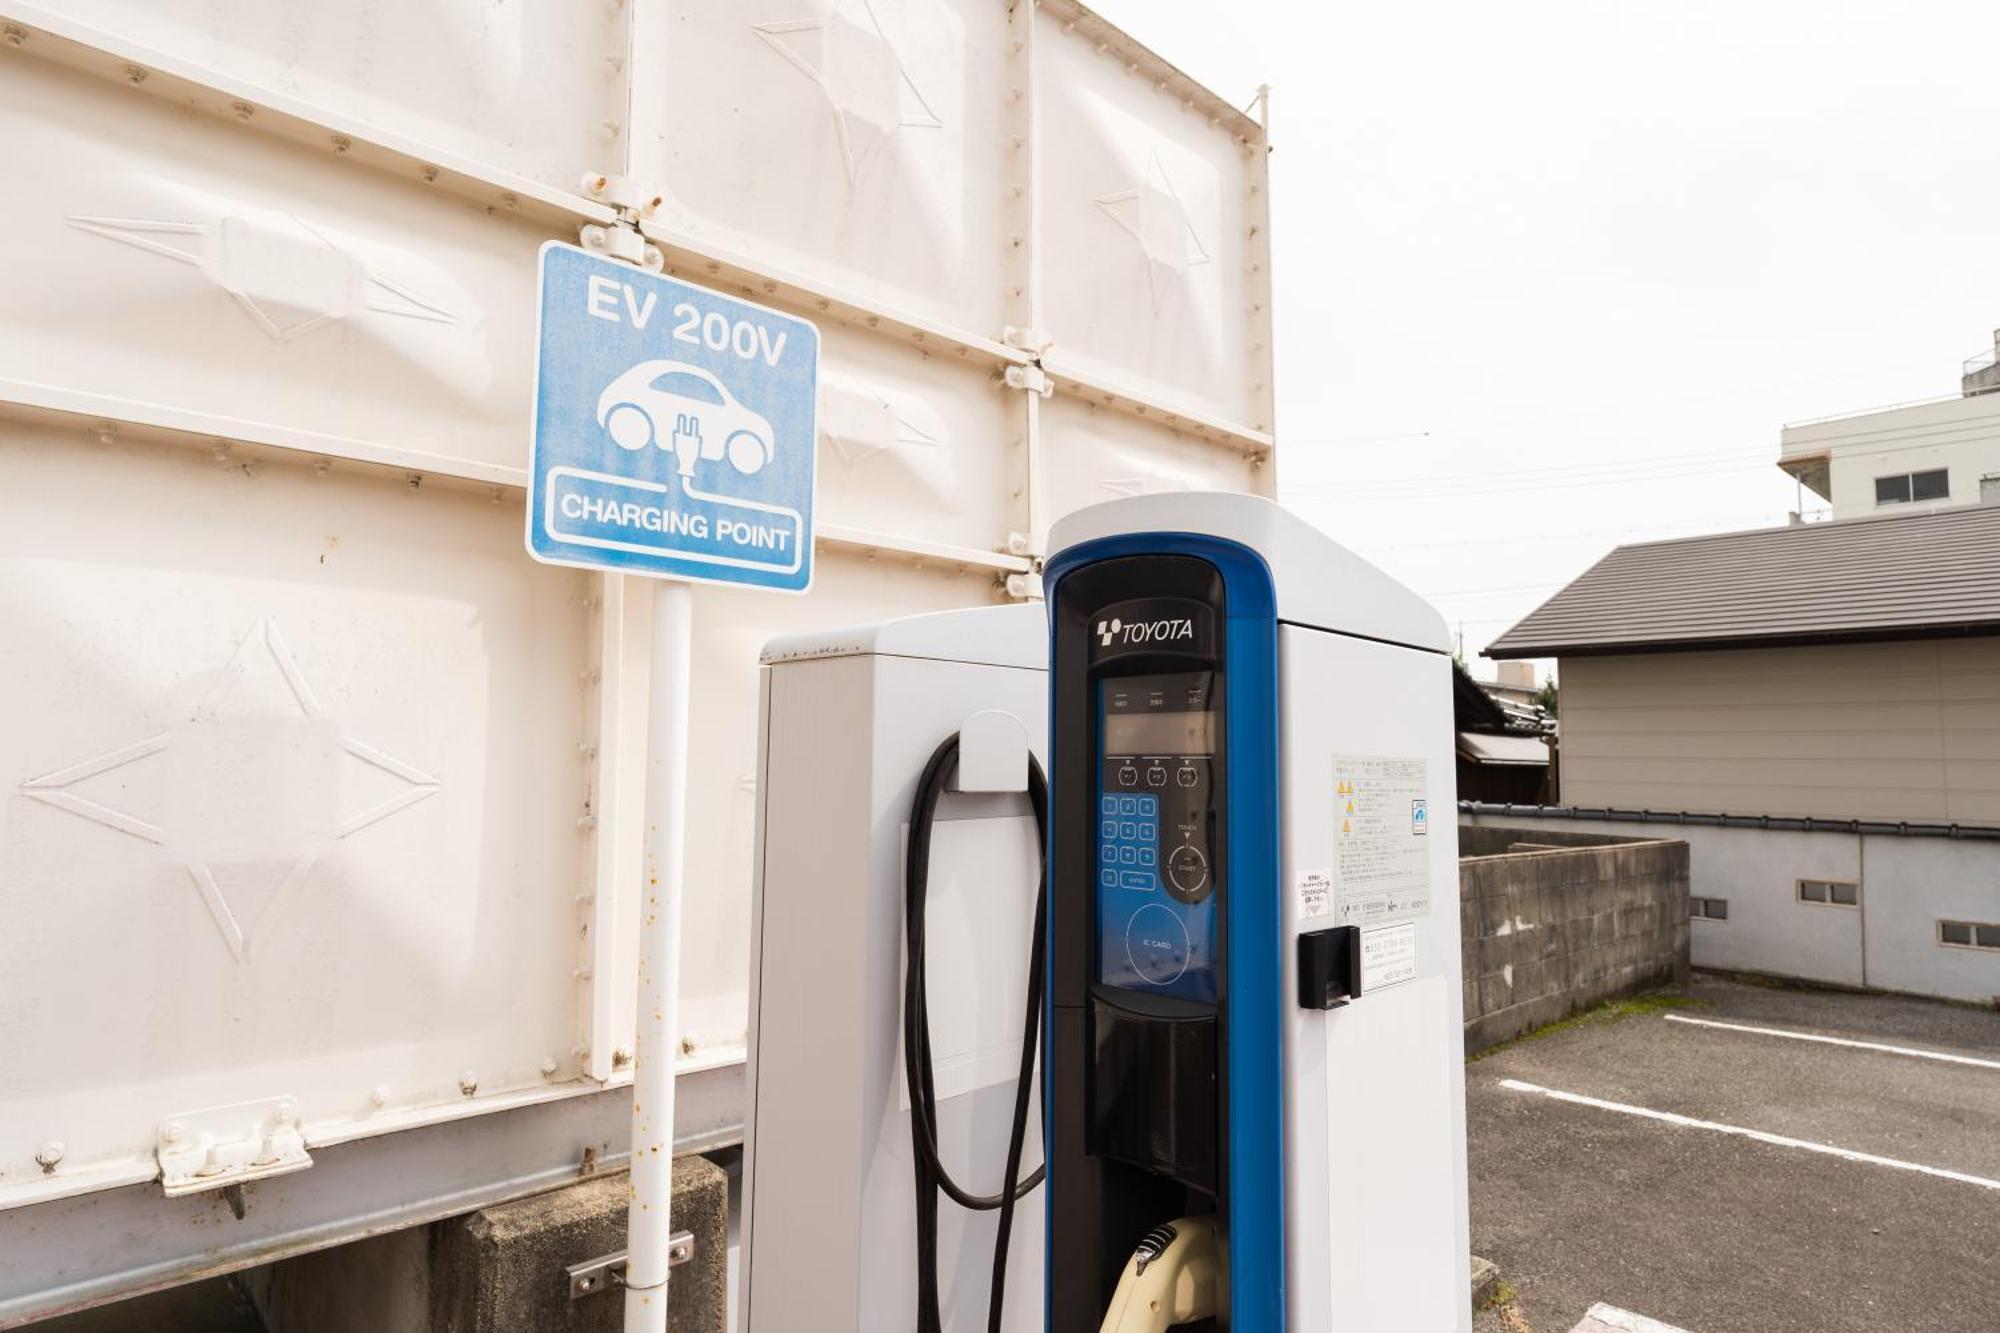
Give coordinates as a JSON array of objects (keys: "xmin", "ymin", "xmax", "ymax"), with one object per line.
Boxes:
[
  {"xmin": 566, "ymin": 1230, "xmax": 695, "ymax": 1301},
  {"xmin": 1003, "ymin": 364, "xmax": 1055, "ymax": 398},
  {"xmin": 579, "ymin": 170, "xmax": 665, "ymax": 271}
]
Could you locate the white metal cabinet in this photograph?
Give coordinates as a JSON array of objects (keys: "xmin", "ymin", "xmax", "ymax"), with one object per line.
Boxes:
[
  {"xmin": 0, "ymin": 0, "xmax": 1275, "ymax": 1314},
  {"xmin": 0, "ymin": 427, "xmax": 595, "ymax": 1205}
]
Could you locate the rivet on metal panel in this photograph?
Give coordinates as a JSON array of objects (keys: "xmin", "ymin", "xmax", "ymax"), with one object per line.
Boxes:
[
  {"xmin": 612, "ymin": 1049, "xmax": 632, "ymax": 1070},
  {"xmin": 369, "ymin": 1086, "xmax": 389, "ymax": 1108},
  {"xmin": 491, "ymin": 486, "xmax": 505, "ymax": 503},
  {"xmin": 2, "ymin": 23, "xmax": 27, "ymax": 45},
  {"xmin": 232, "ymin": 102, "xmax": 254, "ymax": 121},
  {"xmin": 501, "ymin": 192, "xmax": 519, "ymax": 210},
  {"xmin": 580, "ymin": 669, "xmax": 601, "ymax": 686},
  {"xmin": 95, "ymin": 424, "xmax": 116, "ymax": 444},
  {"xmin": 421, "ymin": 166, "xmax": 439, "ymax": 184},
  {"xmin": 122, "ymin": 64, "xmax": 147, "ymax": 85},
  {"xmin": 406, "ymin": 473, "xmax": 423, "ymax": 491},
  {"xmin": 581, "ymin": 1145, "xmax": 600, "ymax": 1176},
  {"xmin": 34, "ymin": 1142, "xmax": 63, "ymax": 1173},
  {"xmin": 541, "ymin": 1056, "xmax": 561, "ymax": 1077},
  {"xmin": 314, "ymin": 458, "xmax": 332, "ymax": 476},
  {"xmin": 585, "ymin": 174, "xmax": 610, "ymax": 197},
  {"xmin": 162, "ymin": 1122, "xmax": 185, "ymax": 1145},
  {"xmin": 680, "ymin": 1036, "xmax": 696, "ymax": 1056},
  {"xmin": 213, "ymin": 443, "xmax": 231, "ymax": 464},
  {"xmin": 458, "ymin": 1072, "xmax": 478, "ymax": 1098},
  {"xmin": 577, "ymin": 813, "xmax": 598, "ymax": 831},
  {"xmin": 577, "ymin": 743, "xmax": 599, "ymax": 759},
  {"xmin": 601, "ymin": 121, "xmax": 622, "ymax": 140},
  {"xmin": 331, "ymin": 134, "xmax": 351, "ymax": 154},
  {"xmin": 575, "ymin": 967, "xmax": 593, "ymax": 980}
]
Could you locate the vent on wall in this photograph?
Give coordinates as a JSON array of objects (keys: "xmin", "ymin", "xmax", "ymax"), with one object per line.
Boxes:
[
  {"xmin": 1938, "ymin": 920, "xmax": 2000, "ymax": 951},
  {"xmin": 1797, "ymin": 879, "xmax": 1859, "ymax": 907}
]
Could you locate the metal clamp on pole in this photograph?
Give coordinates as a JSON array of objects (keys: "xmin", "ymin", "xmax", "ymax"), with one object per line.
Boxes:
[{"xmin": 567, "ymin": 1231, "xmax": 696, "ymax": 1301}]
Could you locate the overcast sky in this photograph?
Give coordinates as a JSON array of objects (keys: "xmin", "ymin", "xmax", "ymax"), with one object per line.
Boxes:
[{"xmin": 1092, "ymin": 0, "xmax": 2000, "ymax": 675}]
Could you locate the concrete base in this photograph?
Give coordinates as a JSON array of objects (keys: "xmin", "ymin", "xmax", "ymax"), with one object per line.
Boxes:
[
  {"xmin": 1469, "ymin": 1255, "xmax": 1501, "ymax": 1309},
  {"xmin": 248, "ymin": 1156, "xmax": 728, "ymax": 1333},
  {"xmin": 434, "ymin": 1156, "xmax": 727, "ymax": 1333}
]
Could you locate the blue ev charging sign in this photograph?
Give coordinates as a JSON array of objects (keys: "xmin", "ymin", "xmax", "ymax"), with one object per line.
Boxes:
[{"xmin": 526, "ymin": 242, "xmax": 818, "ymax": 592}]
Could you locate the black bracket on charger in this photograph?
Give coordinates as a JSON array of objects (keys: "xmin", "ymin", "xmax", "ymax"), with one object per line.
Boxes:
[{"xmin": 1296, "ymin": 925, "xmax": 1361, "ymax": 1010}]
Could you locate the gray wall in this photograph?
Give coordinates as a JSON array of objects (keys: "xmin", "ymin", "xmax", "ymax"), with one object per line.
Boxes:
[
  {"xmin": 1463, "ymin": 811, "xmax": 2000, "ymax": 1004},
  {"xmin": 1556, "ymin": 638, "xmax": 2000, "ymax": 825},
  {"xmin": 1460, "ymin": 832, "xmax": 1690, "ymax": 1053}
]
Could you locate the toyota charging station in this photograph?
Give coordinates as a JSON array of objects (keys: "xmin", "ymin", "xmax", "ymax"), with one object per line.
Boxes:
[
  {"xmin": 744, "ymin": 493, "xmax": 1470, "ymax": 1333},
  {"xmin": 1043, "ymin": 493, "xmax": 1471, "ymax": 1333}
]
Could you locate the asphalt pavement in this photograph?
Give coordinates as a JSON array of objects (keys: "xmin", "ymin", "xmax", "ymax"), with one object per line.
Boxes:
[{"xmin": 1467, "ymin": 974, "xmax": 2000, "ymax": 1333}]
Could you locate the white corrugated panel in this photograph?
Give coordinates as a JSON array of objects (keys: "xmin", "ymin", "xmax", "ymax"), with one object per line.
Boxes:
[{"xmin": 0, "ymin": 0, "xmax": 1273, "ymax": 1243}]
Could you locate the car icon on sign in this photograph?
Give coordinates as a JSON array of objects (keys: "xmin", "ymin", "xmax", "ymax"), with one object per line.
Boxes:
[{"xmin": 596, "ymin": 360, "xmax": 775, "ymax": 478}]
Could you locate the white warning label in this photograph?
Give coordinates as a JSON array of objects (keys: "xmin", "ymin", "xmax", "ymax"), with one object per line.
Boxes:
[
  {"xmin": 1297, "ymin": 867, "xmax": 1333, "ymax": 920},
  {"xmin": 1332, "ymin": 755, "xmax": 1432, "ymax": 925},
  {"xmin": 1360, "ymin": 922, "xmax": 1419, "ymax": 991}
]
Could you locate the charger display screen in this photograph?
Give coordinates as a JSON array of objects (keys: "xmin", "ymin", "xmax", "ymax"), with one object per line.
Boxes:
[{"xmin": 1094, "ymin": 671, "xmax": 1220, "ymax": 1003}]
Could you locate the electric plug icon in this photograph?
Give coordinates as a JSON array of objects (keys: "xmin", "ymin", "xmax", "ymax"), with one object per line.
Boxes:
[{"xmin": 671, "ymin": 411, "xmax": 703, "ymax": 478}]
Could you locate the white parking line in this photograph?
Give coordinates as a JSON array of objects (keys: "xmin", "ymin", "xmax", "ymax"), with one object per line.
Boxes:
[
  {"xmin": 1663, "ymin": 1013, "xmax": 2000, "ymax": 1072},
  {"xmin": 1498, "ymin": 1078, "xmax": 2000, "ymax": 1192},
  {"xmin": 1572, "ymin": 1304, "xmax": 1690, "ymax": 1333}
]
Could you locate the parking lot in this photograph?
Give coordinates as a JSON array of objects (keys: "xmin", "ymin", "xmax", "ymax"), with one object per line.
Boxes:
[{"xmin": 1468, "ymin": 975, "xmax": 2000, "ymax": 1333}]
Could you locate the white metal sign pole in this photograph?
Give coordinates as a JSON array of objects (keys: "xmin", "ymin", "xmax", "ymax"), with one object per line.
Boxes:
[{"xmin": 625, "ymin": 577, "xmax": 693, "ymax": 1333}]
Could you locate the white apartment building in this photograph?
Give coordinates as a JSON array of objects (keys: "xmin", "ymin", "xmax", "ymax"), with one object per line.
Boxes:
[{"xmin": 1779, "ymin": 327, "xmax": 2000, "ymax": 518}]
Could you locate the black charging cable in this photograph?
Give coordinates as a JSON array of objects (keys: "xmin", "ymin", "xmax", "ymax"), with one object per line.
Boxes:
[{"xmin": 903, "ymin": 732, "xmax": 1049, "ymax": 1333}]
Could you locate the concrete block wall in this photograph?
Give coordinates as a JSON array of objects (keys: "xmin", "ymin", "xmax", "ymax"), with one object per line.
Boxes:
[
  {"xmin": 1463, "ymin": 810, "xmax": 2000, "ymax": 1004},
  {"xmin": 1460, "ymin": 829, "xmax": 1691, "ymax": 1053},
  {"xmin": 246, "ymin": 1155, "xmax": 728, "ymax": 1333}
]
